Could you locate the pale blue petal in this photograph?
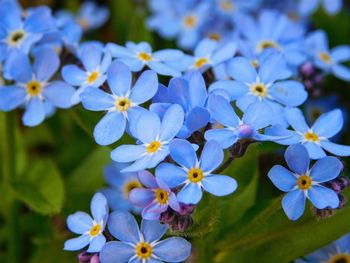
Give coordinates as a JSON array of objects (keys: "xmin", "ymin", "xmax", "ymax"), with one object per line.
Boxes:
[
  {"xmin": 87, "ymin": 234, "xmax": 106, "ymax": 253},
  {"xmin": 310, "ymin": 156, "xmax": 342, "ymax": 183},
  {"xmin": 107, "ymin": 211, "xmax": 140, "ymax": 243},
  {"xmin": 62, "ymin": 65, "xmax": 87, "ymax": 86},
  {"xmin": 243, "ymin": 102, "xmax": 271, "ymax": 130},
  {"xmin": 153, "ymin": 237, "xmax": 192, "ymax": 262},
  {"xmin": 106, "ymin": 43, "xmax": 134, "ymax": 58},
  {"xmin": 333, "ymin": 64, "xmax": 350, "ymax": 82},
  {"xmin": 270, "ymin": 81, "xmax": 307, "ymax": 107},
  {"xmin": 227, "ymin": 57, "xmax": 257, "ymax": 82},
  {"xmin": 129, "ymin": 188, "xmax": 154, "ymax": 207},
  {"xmin": 81, "ymin": 45, "xmax": 102, "ymax": 72},
  {"xmin": 107, "ymin": 61, "xmax": 132, "ymax": 96},
  {"xmin": 200, "ymin": 141, "xmax": 224, "ymax": 173},
  {"xmin": 184, "ymin": 70, "xmax": 207, "ymax": 108},
  {"xmin": 129, "ymin": 70, "xmax": 158, "ymax": 104},
  {"xmin": 177, "ymin": 183, "xmax": 203, "ymax": 205},
  {"xmin": 268, "ymin": 165, "xmax": 297, "ymax": 192},
  {"xmin": 23, "ymin": 98, "xmax": 45, "ymax": 127},
  {"xmin": 111, "ymin": 145, "xmax": 146, "ymax": 163},
  {"xmin": 33, "ymin": 47, "xmax": 59, "ymax": 82},
  {"xmin": 236, "ymin": 95, "xmax": 258, "ymax": 112},
  {"xmin": 141, "ymin": 219, "xmax": 168, "ymax": 243},
  {"xmin": 208, "ymin": 80, "xmax": 247, "ymax": 101},
  {"xmin": 121, "ymin": 155, "xmax": 152, "ymax": 173},
  {"xmin": 202, "ymin": 175, "xmax": 237, "ymax": 196},
  {"xmin": 0, "ymin": 86, "xmax": 26, "ymax": 111},
  {"xmin": 137, "ymin": 170, "xmax": 158, "ymax": 189},
  {"xmin": 282, "ymin": 190, "xmax": 306, "ymax": 221},
  {"xmin": 159, "ymin": 104, "xmax": 184, "ymax": 141},
  {"xmin": 304, "ymin": 142, "xmax": 326, "ymax": 159},
  {"xmin": 135, "ymin": 111, "xmax": 160, "ymax": 143},
  {"xmin": 153, "ymin": 49, "xmax": 184, "ymax": 61},
  {"xmin": 169, "ymin": 139, "xmax": 197, "ymax": 169},
  {"xmin": 320, "ymin": 141, "xmax": 350, "ymax": 157},
  {"xmin": 80, "ymin": 87, "xmax": 114, "ymax": 111},
  {"xmin": 148, "ymin": 61, "xmax": 181, "ymax": 77},
  {"xmin": 285, "ymin": 144, "xmax": 310, "ymax": 175},
  {"xmin": 43, "ymin": 81, "xmax": 75, "ymax": 109},
  {"xmin": 208, "ymin": 94, "xmax": 239, "ymax": 127},
  {"xmin": 323, "ymin": 0, "xmax": 342, "ymax": 15},
  {"xmin": 64, "ymin": 235, "xmax": 90, "ymax": 251},
  {"xmin": 194, "ymin": 39, "xmax": 217, "ymax": 57},
  {"xmin": 99, "ymin": 241, "xmax": 134, "ymax": 263},
  {"xmin": 265, "ymin": 126, "xmax": 301, "ymax": 145},
  {"xmin": 186, "ymin": 107, "xmax": 210, "ymax": 134},
  {"xmin": 331, "ymin": 46, "xmax": 350, "ymax": 62},
  {"xmin": 308, "ymin": 185, "xmax": 339, "ymax": 209},
  {"xmin": 204, "ymin": 129, "xmax": 237, "ymax": 149},
  {"xmin": 147, "ymin": 149, "xmax": 169, "ymax": 169},
  {"xmin": 312, "ymin": 109, "xmax": 343, "ymax": 138},
  {"xmin": 155, "ymin": 163, "xmax": 187, "ymax": 188},
  {"xmin": 212, "ymin": 42, "xmax": 237, "ymax": 65},
  {"xmin": 67, "ymin": 211, "xmax": 93, "ymax": 234},
  {"xmin": 284, "ymin": 107, "xmax": 309, "ymax": 133},
  {"xmin": 94, "ymin": 111, "xmax": 126, "ymax": 146},
  {"xmin": 91, "ymin": 192, "xmax": 108, "ymax": 223},
  {"xmin": 258, "ymin": 53, "xmax": 292, "ymax": 83},
  {"xmin": 5, "ymin": 51, "xmax": 32, "ymax": 83},
  {"xmin": 299, "ymin": 0, "xmax": 319, "ymax": 15}
]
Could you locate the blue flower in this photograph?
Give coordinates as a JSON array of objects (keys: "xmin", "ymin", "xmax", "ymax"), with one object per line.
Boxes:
[
  {"xmin": 296, "ymin": 232, "xmax": 350, "ymax": 262},
  {"xmin": 62, "ymin": 44, "xmax": 111, "ymax": 104},
  {"xmin": 106, "ymin": 41, "xmax": 184, "ymax": 77},
  {"xmin": 80, "ymin": 61, "xmax": 158, "ymax": 145},
  {"xmin": 305, "ymin": 30, "xmax": 350, "ymax": 82},
  {"xmin": 0, "ymin": 2, "xmax": 55, "ymax": 60},
  {"xmin": 234, "ymin": 10, "xmax": 306, "ymax": 66},
  {"xmin": 0, "ymin": 47, "xmax": 75, "ymax": 126},
  {"xmin": 299, "ymin": 0, "xmax": 342, "ymax": 16},
  {"xmin": 204, "ymin": 94, "xmax": 279, "ymax": 148},
  {"xmin": 209, "ymin": 53, "xmax": 307, "ymax": 127},
  {"xmin": 170, "ymin": 38, "xmax": 237, "ymax": 72},
  {"xmin": 266, "ymin": 107, "xmax": 350, "ymax": 159},
  {"xmin": 151, "ymin": 70, "xmax": 210, "ymax": 138},
  {"xmin": 129, "ymin": 170, "xmax": 180, "ymax": 220},
  {"xmin": 100, "ymin": 211, "xmax": 192, "ymax": 263},
  {"xmin": 156, "ymin": 139, "xmax": 238, "ymax": 204},
  {"xmin": 268, "ymin": 144, "xmax": 342, "ymax": 220},
  {"xmin": 76, "ymin": 1, "xmax": 109, "ymax": 31},
  {"xmin": 64, "ymin": 193, "xmax": 109, "ymax": 253},
  {"xmin": 99, "ymin": 162, "xmax": 143, "ymax": 213},
  {"xmin": 111, "ymin": 104, "xmax": 184, "ymax": 172}
]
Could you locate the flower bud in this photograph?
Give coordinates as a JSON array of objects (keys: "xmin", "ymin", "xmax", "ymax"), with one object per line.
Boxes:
[{"xmin": 237, "ymin": 124, "xmax": 254, "ymax": 139}]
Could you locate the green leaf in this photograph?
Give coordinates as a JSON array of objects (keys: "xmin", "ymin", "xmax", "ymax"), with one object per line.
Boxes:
[{"xmin": 9, "ymin": 160, "xmax": 65, "ymax": 215}]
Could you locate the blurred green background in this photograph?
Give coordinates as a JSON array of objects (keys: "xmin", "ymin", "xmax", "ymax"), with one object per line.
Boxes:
[{"xmin": 0, "ymin": 0, "xmax": 350, "ymax": 262}]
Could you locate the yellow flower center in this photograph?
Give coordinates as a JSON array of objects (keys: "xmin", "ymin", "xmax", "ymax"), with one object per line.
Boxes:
[
  {"xmin": 89, "ymin": 224, "xmax": 101, "ymax": 237},
  {"xmin": 183, "ymin": 15, "xmax": 197, "ymax": 28},
  {"xmin": 123, "ymin": 179, "xmax": 142, "ymax": 198},
  {"xmin": 87, "ymin": 71, "xmax": 100, "ymax": 84},
  {"xmin": 220, "ymin": 0, "xmax": 234, "ymax": 11},
  {"xmin": 250, "ymin": 83, "xmax": 268, "ymax": 98},
  {"xmin": 78, "ymin": 18, "xmax": 90, "ymax": 31},
  {"xmin": 208, "ymin": 32, "xmax": 221, "ymax": 41},
  {"xmin": 146, "ymin": 141, "xmax": 161, "ymax": 154},
  {"xmin": 297, "ymin": 175, "xmax": 312, "ymax": 190},
  {"xmin": 304, "ymin": 132, "xmax": 319, "ymax": 142},
  {"xmin": 251, "ymin": 59, "xmax": 259, "ymax": 68},
  {"xmin": 26, "ymin": 81, "xmax": 42, "ymax": 96},
  {"xmin": 194, "ymin": 58, "xmax": 209, "ymax": 69},
  {"xmin": 318, "ymin": 52, "xmax": 332, "ymax": 64},
  {"xmin": 329, "ymin": 253, "xmax": 350, "ymax": 263},
  {"xmin": 135, "ymin": 242, "xmax": 153, "ymax": 260},
  {"xmin": 7, "ymin": 30, "xmax": 27, "ymax": 47},
  {"xmin": 188, "ymin": 168, "xmax": 204, "ymax": 183},
  {"xmin": 115, "ymin": 97, "xmax": 131, "ymax": 112},
  {"xmin": 138, "ymin": 52, "xmax": 152, "ymax": 62},
  {"xmin": 257, "ymin": 40, "xmax": 279, "ymax": 52},
  {"xmin": 155, "ymin": 189, "xmax": 169, "ymax": 205}
]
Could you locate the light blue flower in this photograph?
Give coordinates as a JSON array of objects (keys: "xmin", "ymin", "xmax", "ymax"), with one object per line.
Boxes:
[
  {"xmin": 305, "ymin": 30, "xmax": 350, "ymax": 81},
  {"xmin": 100, "ymin": 211, "xmax": 192, "ymax": 263},
  {"xmin": 111, "ymin": 104, "xmax": 184, "ymax": 172},
  {"xmin": 209, "ymin": 53, "xmax": 307, "ymax": 127},
  {"xmin": 129, "ymin": 170, "xmax": 180, "ymax": 220},
  {"xmin": 266, "ymin": 107, "xmax": 350, "ymax": 159},
  {"xmin": 64, "ymin": 193, "xmax": 109, "ymax": 253},
  {"xmin": 76, "ymin": 1, "xmax": 109, "ymax": 31},
  {"xmin": 170, "ymin": 38, "xmax": 237, "ymax": 72},
  {"xmin": 299, "ymin": 0, "xmax": 342, "ymax": 16},
  {"xmin": 234, "ymin": 9, "xmax": 306, "ymax": 66},
  {"xmin": 204, "ymin": 94, "xmax": 280, "ymax": 148},
  {"xmin": 268, "ymin": 144, "xmax": 341, "ymax": 220},
  {"xmin": 80, "ymin": 61, "xmax": 158, "ymax": 145},
  {"xmin": 151, "ymin": 70, "xmax": 210, "ymax": 138},
  {"xmin": 156, "ymin": 139, "xmax": 238, "ymax": 204},
  {"xmin": 296, "ymin": 232, "xmax": 350, "ymax": 262},
  {"xmin": 0, "ymin": 47, "xmax": 75, "ymax": 126},
  {"xmin": 99, "ymin": 162, "xmax": 143, "ymax": 213},
  {"xmin": 62, "ymin": 44, "xmax": 111, "ymax": 104},
  {"xmin": 106, "ymin": 41, "xmax": 183, "ymax": 77}
]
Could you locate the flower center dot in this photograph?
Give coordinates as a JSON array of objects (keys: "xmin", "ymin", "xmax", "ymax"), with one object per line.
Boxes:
[
  {"xmin": 304, "ymin": 132, "xmax": 319, "ymax": 142},
  {"xmin": 297, "ymin": 175, "xmax": 312, "ymax": 190},
  {"xmin": 329, "ymin": 253, "xmax": 350, "ymax": 263},
  {"xmin": 87, "ymin": 71, "xmax": 100, "ymax": 84},
  {"xmin": 250, "ymin": 83, "xmax": 268, "ymax": 98},
  {"xmin": 183, "ymin": 15, "xmax": 197, "ymax": 28},
  {"xmin": 220, "ymin": 0, "xmax": 233, "ymax": 11},
  {"xmin": 188, "ymin": 168, "xmax": 204, "ymax": 183},
  {"xmin": 26, "ymin": 81, "xmax": 42, "ymax": 96},
  {"xmin": 194, "ymin": 58, "xmax": 209, "ymax": 68},
  {"xmin": 208, "ymin": 32, "xmax": 221, "ymax": 41},
  {"xmin": 7, "ymin": 30, "xmax": 27, "ymax": 47},
  {"xmin": 89, "ymin": 224, "xmax": 101, "ymax": 237},
  {"xmin": 318, "ymin": 52, "xmax": 332, "ymax": 64},
  {"xmin": 146, "ymin": 141, "xmax": 161, "ymax": 153},
  {"xmin": 135, "ymin": 242, "xmax": 153, "ymax": 260},
  {"xmin": 138, "ymin": 52, "xmax": 152, "ymax": 62},
  {"xmin": 257, "ymin": 40, "xmax": 279, "ymax": 52},
  {"xmin": 115, "ymin": 97, "xmax": 131, "ymax": 112},
  {"xmin": 155, "ymin": 189, "xmax": 169, "ymax": 205}
]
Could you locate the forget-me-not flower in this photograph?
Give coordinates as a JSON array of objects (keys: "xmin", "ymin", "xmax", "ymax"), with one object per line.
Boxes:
[
  {"xmin": 80, "ymin": 60, "xmax": 158, "ymax": 145},
  {"xmin": 111, "ymin": 104, "xmax": 184, "ymax": 172},
  {"xmin": 100, "ymin": 211, "xmax": 192, "ymax": 263},
  {"xmin": 106, "ymin": 41, "xmax": 184, "ymax": 77},
  {"xmin": 156, "ymin": 139, "xmax": 238, "ymax": 204},
  {"xmin": 299, "ymin": 0, "xmax": 343, "ymax": 16},
  {"xmin": 129, "ymin": 170, "xmax": 180, "ymax": 220},
  {"xmin": 64, "ymin": 193, "xmax": 109, "ymax": 253},
  {"xmin": 268, "ymin": 144, "xmax": 342, "ymax": 220}
]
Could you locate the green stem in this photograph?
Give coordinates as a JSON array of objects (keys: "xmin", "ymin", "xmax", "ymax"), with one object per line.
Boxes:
[{"xmin": 2, "ymin": 112, "xmax": 21, "ymax": 263}]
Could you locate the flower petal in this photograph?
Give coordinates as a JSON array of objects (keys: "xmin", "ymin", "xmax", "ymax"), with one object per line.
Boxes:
[
  {"xmin": 159, "ymin": 104, "xmax": 184, "ymax": 141},
  {"xmin": 268, "ymin": 165, "xmax": 297, "ymax": 192},
  {"xmin": 169, "ymin": 139, "xmax": 197, "ymax": 169},
  {"xmin": 91, "ymin": 192, "xmax": 108, "ymax": 223},
  {"xmin": 129, "ymin": 70, "xmax": 158, "ymax": 104},
  {"xmin": 304, "ymin": 142, "xmax": 326, "ymax": 159},
  {"xmin": 153, "ymin": 237, "xmax": 191, "ymax": 262},
  {"xmin": 43, "ymin": 81, "xmax": 75, "ymax": 109},
  {"xmin": 202, "ymin": 175, "xmax": 237, "ymax": 196},
  {"xmin": 200, "ymin": 141, "xmax": 224, "ymax": 173},
  {"xmin": 320, "ymin": 141, "xmax": 350, "ymax": 157},
  {"xmin": 204, "ymin": 128, "xmax": 237, "ymax": 149},
  {"xmin": 284, "ymin": 107, "xmax": 309, "ymax": 133},
  {"xmin": 282, "ymin": 190, "xmax": 306, "ymax": 221},
  {"xmin": 177, "ymin": 183, "xmax": 202, "ymax": 205},
  {"xmin": 67, "ymin": 211, "xmax": 93, "ymax": 234},
  {"xmin": 0, "ymin": 86, "xmax": 26, "ymax": 111},
  {"xmin": 107, "ymin": 211, "xmax": 140, "ymax": 243},
  {"xmin": 111, "ymin": 145, "xmax": 146, "ymax": 163},
  {"xmin": 227, "ymin": 57, "xmax": 257, "ymax": 82},
  {"xmin": 87, "ymin": 234, "xmax": 106, "ymax": 253},
  {"xmin": 155, "ymin": 163, "xmax": 187, "ymax": 188},
  {"xmin": 135, "ymin": 111, "xmax": 161, "ymax": 143},
  {"xmin": 23, "ymin": 97, "xmax": 46, "ymax": 127},
  {"xmin": 141, "ymin": 219, "xmax": 168, "ymax": 243},
  {"xmin": 308, "ymin": 185, "xmax": 339, "ymax": 209},
  {"xmin": 129, "ymin": 188, "xmax": 154, "ymax": 207},
  {"xmin": 99, "ymin": 241, "xmax": 135, "ymax": 263},
  {"xmin": 107, "ymin": 60, "xmax": 132, "ymax": 96},
  {"xmin": 285, "ymin": 144, "xmax": 310, "ymax": 175},
  {"xmin": 33, "ymin": 47, "xmax": 59, "ymax": 82},
  {"xmin": 310, "ymin": 156, "xmax": 343, "ymax": 183},
  {"xmin": 311, "ymin": 109, "xmax": 343, "ymax": 138},
  {"xmin": 62, "ymin": 65, "xmax": 87, "ymax": 86},
  {"xmin": 80, "ymin": 86, "xmax": 114, "ymax": 111},
  {"xmin": 270, "ymin": 81, "xmax": 307, "ymax": 107},
  {"xmin": 208, "ymin": 94, "xmax": 240, "ymax": 127},
  {"xmin": 64, "ymin": 235, "xmax": 90, "ymax": 251}
]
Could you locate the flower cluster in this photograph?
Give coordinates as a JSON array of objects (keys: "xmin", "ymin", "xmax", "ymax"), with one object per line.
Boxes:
[{"xmin": 1, "ymin": 0, "xmax": 350, "ymax": 262}]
